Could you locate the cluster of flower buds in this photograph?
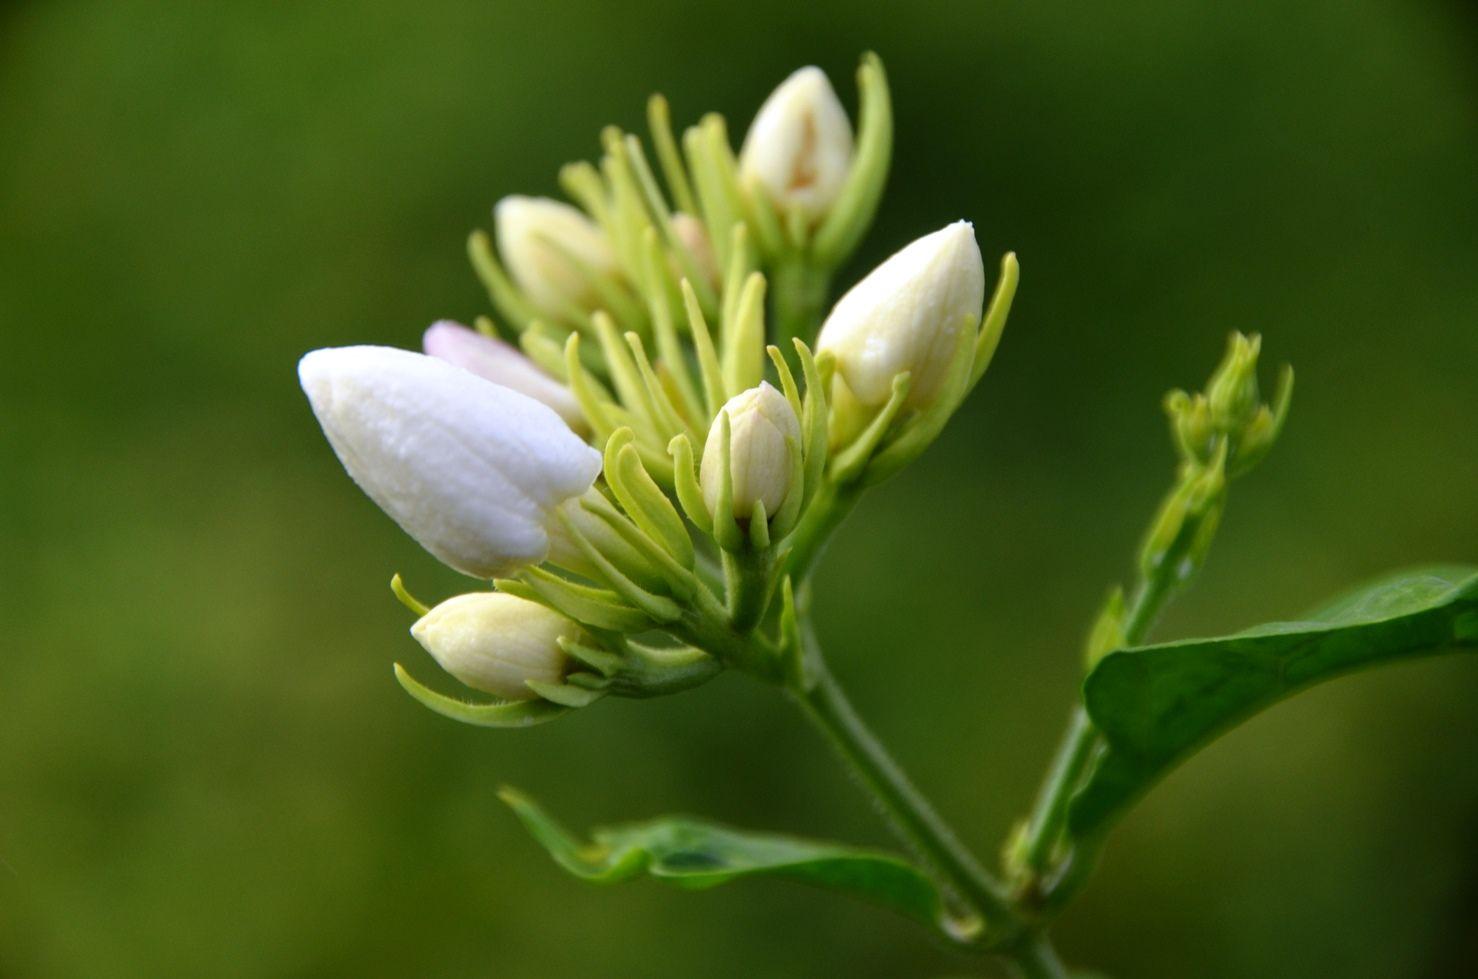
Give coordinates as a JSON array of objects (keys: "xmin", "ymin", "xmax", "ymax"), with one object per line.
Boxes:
[
  {"xmin": 1142, "ymin": 332, "xmax": 1294, "ymax": 585},
  {"xmin": 298, "ymin": 57, "xmax": 1024, "ymax": 724}
]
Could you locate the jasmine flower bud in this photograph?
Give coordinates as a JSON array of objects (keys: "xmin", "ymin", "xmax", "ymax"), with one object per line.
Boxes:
[
  {"xmin": 739, "ymin": 66, "xmax": 854, "ymax": 222},
  {"xmin": 816, "ymin": 221, "xmax": 985, "ymax": 410},
  {"xmin": 700, "ymin": 383, "xmax": 801, "ymax": 519},
  {"xmin": 298, "ymin": 345, "xmax": 601, "ymax": 578},
  {"xmin": 494, "ymin": 195, "xmax": 616, "ymax": 312},
  {"xmin": 670, "ymin": 211, "xmax": 719, "ymax": 287},
  {"xmin": 422, "ymin": 320, "xmax": 585, "ymax": 432},
  {"xmin": 411, "ymin": 592, "xmax": 581, "ymax": 700}
]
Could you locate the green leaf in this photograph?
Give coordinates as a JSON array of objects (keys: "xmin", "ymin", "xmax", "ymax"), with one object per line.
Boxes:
[
  {"xmin": 499, "ymin": 787, "xmax": 968, "ymax": 936},
  {"xmin": 1070, "ymin": 565, "xmax": 1478, "ymax": 838}
]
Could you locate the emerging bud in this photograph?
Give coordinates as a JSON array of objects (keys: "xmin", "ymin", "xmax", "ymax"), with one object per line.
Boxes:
[
  {"xmin": 670, "ymin": 211, "xmax": 720, "ymax": 287},
  {"xmin": 298, "ymin": 346, "xmax": 601, "ymax": 578},
  {"xmin": 700, "ymin": 383, "xmax": 801, "ymax": 520},
  {"xmin": 739, "ymin": 66, "xmax": 855, "ymax": 222},
  {"xmin": 411, "ymin": 592, "xmax": 581, "ymax": 700},
  {"xmin": 422, "ymin": 320, "xmax": 585, "ymax": 431},
  {"xmin": 1206, "ymin": 332, "xmax": 1262, "ymax": 431},
  {"xmin": 494, "ymin": 195, "xmax": 617, "ymax": 313},
  {"xmin": 817, "ymin": 221, "xmax": 985, "ymax": 410}
]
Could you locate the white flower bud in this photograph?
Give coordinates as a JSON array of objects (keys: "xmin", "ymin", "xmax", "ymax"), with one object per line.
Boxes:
[
  {"xmin": 298, "ymin": 345, "xmax": 601, "ymax": 578},
  {"xmin": 494, "ymin": 195, "xmax": 616, "ymax": 312},
  {"xmin": 739, "ymin": 66, "xmax": 854, "ymax": 221},
  {"xmin": 670, "ymin": 211, "xmax": 719, "ymax": 287},
  {"xmin": 700, "ymin": 383, "xmax": 801, "ymax": 519},
  {"xmin": 411, "ymin": 592, "xmax": 579, "ymax": 700},
  {"xmin": 422, "ymin": 320, "xmax": 585, "ymax": 432},
  {"xmin": 816, "ymin": 221, "xmax": 985, "ymax": 409}
]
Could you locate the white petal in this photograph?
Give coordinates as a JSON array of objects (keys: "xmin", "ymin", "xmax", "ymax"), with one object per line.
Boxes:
[
  {"xmin": 299, "ymin": 346, "xmax": 601, "ymax": 577},
  {"xmin": 411, "ymin": 592, "xmax": 575, "ymax": 699}
]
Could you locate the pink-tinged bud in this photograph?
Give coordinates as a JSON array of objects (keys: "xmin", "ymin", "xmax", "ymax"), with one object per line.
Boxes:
[{"xmin": 422, "ymin": 320, "xmax": 585, "ymax": 432}]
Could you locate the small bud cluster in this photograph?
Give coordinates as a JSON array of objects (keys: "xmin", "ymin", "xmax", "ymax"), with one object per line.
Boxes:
[
  {"xmin": 297, "ymin": 56, "xmax": 1025, "ymax": 723},
  {"xmin": 1141, "ymin": 332, "xmax": 1293, "ymax": 583}
]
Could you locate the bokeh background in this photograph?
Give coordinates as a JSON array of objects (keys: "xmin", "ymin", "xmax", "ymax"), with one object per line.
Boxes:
[{"xmin": 3, "ymin": 1, "xmax": 1476, "ymax": 976}]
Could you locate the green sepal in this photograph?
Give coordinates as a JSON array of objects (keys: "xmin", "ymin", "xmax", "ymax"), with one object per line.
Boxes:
[
  {"xmin": 969, "ymin": 252, "xmax": 1019, "ymax": 392},
  {"xmin": 525, "ymin": 677, "xmax": 609, "ymax": 708},
  {"xmin": 564, "ymin": 334, "xmax": 623, "ymax": 441},
  {"xmin": 498, "ymin": 788, "xmax": 964, "ymax": 936},
  {"xmin": 392, "ymin": 663, "xmax": 570, "ymax": 727},
  {"xmin": 638, "ymin": 226, "xmax": 704, "ymax": 426},
  {"xmin": 581, "ymin": 489, "xmax": 700, "ymax": 601},
  {"xmin": 389, "ymin": 573, "xmax": 430, "ymax": 617},
  {"xmin": 554, "ymin": 507, "xmax": 684, "ymax": 623},
  {"xmin": 863, "ymin": 317, "xmax": 977, "ymax": 484},
  {"xmin": 710, "ymin": 410, "xmax": 743, "ymax": 552},
  {"xmin": 608, "ymin": 641, "xmax": 722, "ymax": 698},
  {"xmin": 794, "ymin": 340, "xmax": 829, "ymax": 508},
  {"xmin": 747, "ymin": 498, "xmax": 770, "ymax": 550},
  {"xmin": 681, "ymin": 278, "xmax": 728, "ymax": 420},
  {"xmin": 722, "ymin": 272, "xmax": 767, "ymax": 396},
  {"xmin": 518, "ymin": 321, "xmax": 575, "ymax": 381},
  {"xmin": 500, "ymin": 570, "xmax": 652, "ymax": 635},
  {"xmin": 830, "ymin": 372, "xmax": 911, "ymax": 484},
  {"xmin": 812, "ymin": 53, "xmax": 893, "ymax": 269},
  {"xmin": 1069, "ymin": 565, "xmax": 1478, "ymax": 839},
  {"xmin": 769, "ymin": 431, "xmax": 807, "ymax": 539},
  {"xmin": 467, "ymin": 229, "xmax": 541, "ymax": 332},
  {"xmin": 646, "ymin": 93, "xmax": 698, "ymax": 216},
  {"xmin": 667, "ymin": 434, "xmax": 713, "ymax": 534},
  {"xmin": 602, "ymin": 429, "xmax": 694, "ymax": 566}
]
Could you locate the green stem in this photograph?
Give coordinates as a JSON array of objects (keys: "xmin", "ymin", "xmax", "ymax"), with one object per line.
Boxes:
[
  {"xmin": 781, "ymin": 479, "xmax": 862, "ymax": 581},
  {"xmin": 1008, "ymin": 934, "xmax": 1070, "ymax": 979},
  {"xmin": 1017, "ymin": 566, "xmax": 1179, "ymax": 894},
  {"xmin": 770, "ymin": 256, "xmax": 831, "ymax": 352},
  {"xmin": 790, "ymin": 640, "xmax": 1017, "ymax": 938}
]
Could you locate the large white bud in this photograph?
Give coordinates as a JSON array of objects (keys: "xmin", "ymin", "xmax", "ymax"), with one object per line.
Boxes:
[
  {"xmin": 816, "ymin": 221, "xmax": 985, "ymax": 410},
  {"xmin": 422, "ymin": 320, "xmax": 585, "ymax": 432},
  {"xmin": 411, "ymin": 592, "xmax": 579, "ymax": 700},
  {"xmin": 298, "ymin": 345, "xmax": 601, "ymax": 578},
  {"xmin": 739, "ymin": 66, "xmax": 855, "ymax": 222},
  {"xmin": 700, "ymin": 383, "xmax": 801, "ymax": 519},
  {"xmin": 494, "ymin": 195, "xmax": 616, "ymax": 312}
]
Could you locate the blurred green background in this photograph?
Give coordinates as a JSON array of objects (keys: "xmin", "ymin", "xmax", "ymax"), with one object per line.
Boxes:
[{"xmin": 3, "ymin": 1, "xmax": 1476, "ymax": 976}]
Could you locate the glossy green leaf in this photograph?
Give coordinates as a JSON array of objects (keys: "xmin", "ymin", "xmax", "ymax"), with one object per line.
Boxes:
[
  {"xmin": 500, "ymin": 788, "xmax": 964, "ymax": 934},
  {"xmin": 1070, "ymin": 565, "xmax": 1478, "ymax": 837}
]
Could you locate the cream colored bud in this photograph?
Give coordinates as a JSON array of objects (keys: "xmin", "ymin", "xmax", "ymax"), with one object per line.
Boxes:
[
  {"xmin": 422, "ymin": 320, "xmax": 585, "ymax": 431},
  {"xmin": 700, "ymin": 383, "xmax": 801, "ymax": 519},
  {"xmin": 494, "ymin": 195, "xmax": 616, "ymax": 312},
  {"xmin": 816, "ymin": 221, "xmax": 985, "ymax": 409},
  {"xmin": 739, "ymin": 66, "xmax": 854, "ymax": 221},
  {"xmin": 411, "ymin": 592, "xmax": 580, "ymax": 700},
  {"xmin": 670, "ymin": 212, "xmax": 719, "ymax": 287}
]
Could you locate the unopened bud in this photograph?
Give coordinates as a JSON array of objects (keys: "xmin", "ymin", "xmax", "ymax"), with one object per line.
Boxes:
[
  {"xmin": 411, "ymin": 592, "xmax": 581, "ymax": 701},
  {"xmin": 670, "ymin": 212, "xmax": 720, "ymax": 287},
  {"xmin": 422, "ymin": 320, "xmax": 585, "ymax": 431},
  {"xmin": 1206, "ymin": 332, "xmax": 1262, "ymax": 431},
  {"xmin": 739, "ymin": 66, "xmax": 855, "ymax": 222},
  {"xmin": 700, "ymin": 383, "xmax": 801, "ymax": 519},
  {"xmin": 494, "ymin": 195, "xmax": 617, "ymax": 313},
  {"xmin": 817, "ymin": 221, "xmax": 985, "ymax": 410},
  {"xmin": 298, "ymin": 346, "xmax": 601, "ymax": 578}
]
